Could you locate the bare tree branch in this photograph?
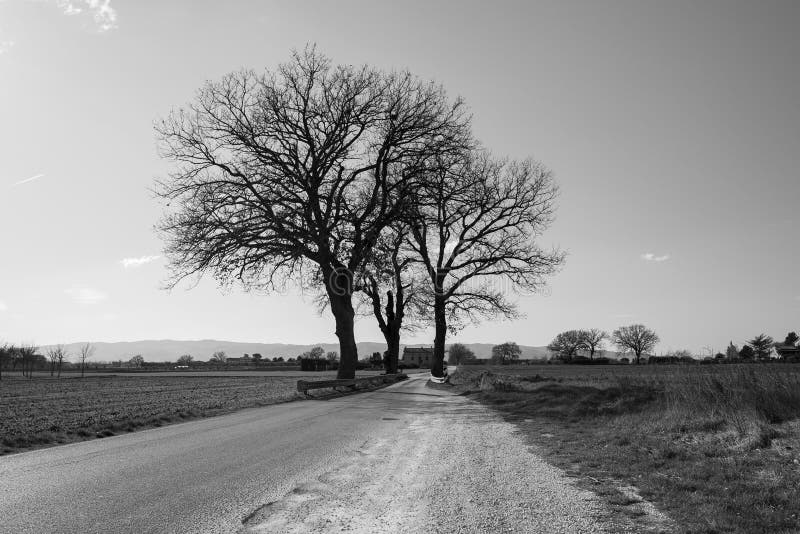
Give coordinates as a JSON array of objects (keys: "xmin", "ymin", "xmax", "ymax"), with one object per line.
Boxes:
[{"xmin": 406, "ymin": 150, "xmax": 565, "ymax": 376}]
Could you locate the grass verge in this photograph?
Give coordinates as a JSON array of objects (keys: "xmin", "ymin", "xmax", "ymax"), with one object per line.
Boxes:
[{"xmin": 451, "ymin": 365, "xmax": 800, "ymax": 533}]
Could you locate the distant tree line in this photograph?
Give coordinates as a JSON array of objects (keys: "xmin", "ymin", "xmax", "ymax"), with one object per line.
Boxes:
[
  {"xmin": 540, "ymin": 325, "xmax": 800, "ymax": 365},
  {"xmin": 0, "ymin": 342, "xmax": 94, "ymax": 379}
]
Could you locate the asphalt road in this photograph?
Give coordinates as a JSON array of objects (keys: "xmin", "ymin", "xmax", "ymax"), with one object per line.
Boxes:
[
  {"xmin": 0, "ymin": 374, "xmax": 431, "ymax": 533},
  {"xmin": 0, "ymin": 373, "xmax": 612, "ymax": 533}
]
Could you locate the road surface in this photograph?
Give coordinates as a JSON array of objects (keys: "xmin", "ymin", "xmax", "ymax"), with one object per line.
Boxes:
[{"xmin": 0, "ymin": 374, "xmax": 610, "ymax": 533}]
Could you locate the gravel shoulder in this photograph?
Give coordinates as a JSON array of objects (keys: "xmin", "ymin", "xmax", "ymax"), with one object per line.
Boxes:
[{"xmin": 242, "ymin": 377, "xmax": 609, "ymax": 533}]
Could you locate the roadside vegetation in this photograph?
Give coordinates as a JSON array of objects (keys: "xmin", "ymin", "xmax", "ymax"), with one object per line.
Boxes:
[
  {"xmin": 451, "ymin": 364, "xmax": 800, "ymax": 533},
  {"xmin": 0, "ymin": 375, "xmax": 302, "ymax": 455}
]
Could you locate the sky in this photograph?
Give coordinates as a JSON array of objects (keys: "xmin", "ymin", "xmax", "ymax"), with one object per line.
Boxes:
[{"xmin": 0, "ymin": 0, "xmax": 798, "ymax": 355}]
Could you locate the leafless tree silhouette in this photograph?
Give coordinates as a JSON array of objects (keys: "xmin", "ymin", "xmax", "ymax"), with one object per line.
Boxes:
[
  {"xmin": 491, "ymin": 341, "xmax": 522, "ymax": 364},
  {"xmin": 47, "ymin": 345, "xmax": 67, "ymax": 377},
  {"xmin": 78, "ymin": 343, "xmax": 94, "ymax": 378},
  {"xmin": 19, "ymin": 344, "xmax": 38, "ymax": 379},
  {"xmin": 0, "ymin": 343, "xmax": 12, "ymax": 380},
  {"xmin": 579, "ymin": 329, "xmax": 608, "ymax": 360},
  {"xmin": 358, "ymin": 223, "xmax": 426, "ymax": 374},
  {"xmin": 612, "ymin": 325, "xmax": 659, "ymax": 364},
  {"xmin": 407, "ymin": 152, "xmax": 564, "ymax": 377},
  {"xmin": 447, "ymin": 343, "xmax": 476, "ymax": 365},
  {"xmin": 548, "ymin": 330, "xmax": 585, "ymax": 361},
  {"xmin": 155, "ymin": 47, "xmax": 470, "ymax": 379}
]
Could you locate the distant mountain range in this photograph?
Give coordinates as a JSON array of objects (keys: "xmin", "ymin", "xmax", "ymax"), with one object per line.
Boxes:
[{"xmin": 37, "ymin": 339, "xmax": 614, "ymax": 363}]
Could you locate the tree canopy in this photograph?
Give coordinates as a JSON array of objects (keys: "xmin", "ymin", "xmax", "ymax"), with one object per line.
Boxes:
[
  {"xmin": 491, "ymin": 342, "xmax": 522, "ymax": 364},
  {"xmin": 156, "ymin": 47, "xmax": 471, "ymax": 379},
  {"xmin": 447, "ymin": 343, "xmax": 476, "ymax": 365},
  {"xmin": 547, "ymin": 330, "xmax": 585, "ymax": 361},
  {"xmin": 746, "ymin": 334, "xmax": 774, "ymax": 361},
  {"xmin": 406, "ymin": 151, "xmax": 564, "ymax": 376},
  {"xmin": 612, "ymin": 324, "xmax": 659, "ymax": 364},
  {"xmin": 579, "ymin": 329, "xmax": 608, "ymax": 359}
]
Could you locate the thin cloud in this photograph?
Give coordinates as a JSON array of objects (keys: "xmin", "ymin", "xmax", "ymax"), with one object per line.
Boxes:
[
  {"xmin": 11, "ymin": 173, "xmax": 45, "ymax": 187},
  {"xmin": 640, "ymin": 252, "xmax": 670, "ymax": 262},
  {"xmin": 120, "ymin": 255, "xmax": 161, "ymax": 268},
  {"xmin": 65, "ymin": 286, "xmax": 107, "ymax": 305},
  {"xmin": 0, "ymin": 41, "xmax": 14, "ymax": 55},
  {"xmin": 0, "ymin": 301, "xmax": 7, "ymax": 312},
  {"xmin": 55, "ymin": 0, "xmax": 118, "ymax": 32}
]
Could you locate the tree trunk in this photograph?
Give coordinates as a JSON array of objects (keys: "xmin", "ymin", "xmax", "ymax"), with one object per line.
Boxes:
[
  {"xmin": 431, "ymin": 294, "xmax": 447, "ymax": 377},
  {"xmin": 384, "ymin": 325, "xmax": 400, "ymax": 374},
  {"xmin": 325, "ymin": 264, "xmax": 358, "ymax": 380},
  {"xmin": 383, "ymin": 290, "xmax": 400, "ymax": 375},
  {"xmin": 331, "ymin": 297, "xmax": 358, "ymax": 379},
  {"xmin": 328, "ymin": 290, "xmax": 358, "ymax": 384}
]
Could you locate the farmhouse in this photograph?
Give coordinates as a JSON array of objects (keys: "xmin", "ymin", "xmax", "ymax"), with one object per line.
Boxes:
[
  {"xmin": 402, "ymin": 346, "xmax": 435, "ymax": 367},
  {"xmin": 775, "ymin": 344, "xmax": 800, "ymax": 360}
]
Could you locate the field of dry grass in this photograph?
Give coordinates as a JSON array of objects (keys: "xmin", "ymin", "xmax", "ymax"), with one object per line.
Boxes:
[
  {"xmin": 452, "ymin": 364, "xmax": 800, "ymax": 533},
  {"xmin": 0, "ymin": 374, "xmax": 304, "ymax": 455}
]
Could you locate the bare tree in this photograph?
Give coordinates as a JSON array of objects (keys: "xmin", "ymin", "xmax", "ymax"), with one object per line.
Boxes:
[
  {"xmin": 612, "ymin": 325, "xmax": 659, "ymax": 364},
  {"xmin": 78, "ymin": 342, "xmax": 94, "ymax": 378},
  {"xmin": 211, "ymin": 351, "xmax": 227, "ymax": 363},
  {"xmin": 155, "ymin": 47, "xmax": 470, "ymax": 379},
  {"xmin": 407, "ymin": 152, "xmax": 564, "ymax": 377},
  {"xmin": 358, "ymin": 224, "xmax": 426, "ymax": 374},
  {"xmin": 129, "ymin": 354, "xmax": 145, "ymax": 368},
  {"xmin": 579, "ymin": 329, "xmax": 608, "ymax": 360},
  {"xmin": 8, "ymin": 346, "xmax": 22, "ymax": 373},
  {"xmin": 47, "ymin": 345, "xmax": 67, "ymax": 377},
  {"xmin": 491, "ymin": 342, "xmax": 522, "ymax": 365},
  {"xmin": 19, "ymin": 344, "xmax": 39, "ymax": 379},
  {"xmin": 0, "ymin": 343, "xmax": 11, "ymax": 380},
  {"xmin": 56, "ymin": 346, "xmax": 68, "ymax": 377},
  {"xmin": 548, "ymin": 330, "xmax": 584, "ymax": 361},
  {"xmin": 447, "ymin": 343, "xmax": 476, "ymax": 365},
  {"xmin": 325, "ymin": 351, "xmax": 338, "ymax": 362},
  {"xmin": 302, "ymin": 346, "xmax": 325, "ymax": 360},
  {"xmin": 177, "ymin": 354, "xmax": 193, "ymax": 366}
]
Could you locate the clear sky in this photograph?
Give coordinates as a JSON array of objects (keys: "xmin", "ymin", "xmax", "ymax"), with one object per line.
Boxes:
[{"xmin": 1, "ymin": 0, "xmax": 798, "ymax": 354}]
